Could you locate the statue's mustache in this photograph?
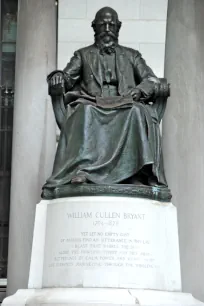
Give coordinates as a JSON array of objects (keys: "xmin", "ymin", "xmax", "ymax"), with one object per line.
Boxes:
[{"xmin": 96, "ymin": 31, "xmax": 117, "ymax": 40}]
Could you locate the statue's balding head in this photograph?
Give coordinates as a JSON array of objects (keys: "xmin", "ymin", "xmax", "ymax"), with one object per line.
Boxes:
[
  {"xmin": 92, "ymin": 7, "xmax": 122, "ymax": 52},
  {"xmin": 92, "ymin": 7, "xmax": 122, "ymax": 31},
  {"xmin": 94, "ymin": 7, "xmax": 119, "ymax": 22}
]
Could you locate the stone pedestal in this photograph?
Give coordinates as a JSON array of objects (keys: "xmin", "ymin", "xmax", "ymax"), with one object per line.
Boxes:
[
  {"xmin": 2, "ymin": 288, "xmax": 203, "ymax": 306},
  {"xmin": 29, "ymin": 197, "xmax": 181, "ymax": 290},
  {"xmin": 2, "ymin": 196, "xmax": 203, "ymax": 305}
]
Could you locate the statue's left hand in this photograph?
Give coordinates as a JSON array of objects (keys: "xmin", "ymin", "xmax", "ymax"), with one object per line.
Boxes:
[{"xmin": 129, "ymin": 88, "xmax": 142, "ymax": 101}]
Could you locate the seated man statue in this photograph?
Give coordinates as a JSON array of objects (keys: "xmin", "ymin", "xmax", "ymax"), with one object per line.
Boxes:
[{"xmin": 42, "ymin": 7, "xmax": 171, "ymax": 200}]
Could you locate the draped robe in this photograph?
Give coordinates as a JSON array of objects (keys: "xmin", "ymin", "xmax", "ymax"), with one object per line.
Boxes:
[{"xmin": 44, "ymin": 44, "xmax": 167, "ymax": 189}]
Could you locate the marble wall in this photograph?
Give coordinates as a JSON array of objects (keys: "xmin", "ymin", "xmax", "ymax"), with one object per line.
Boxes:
[
  {"xmin": 6, "ymin": 0, "xmax": 57, "ymax": 296},
  {"xmin": 163, "ymin": 0, "xmax": 204, "ymax": 302}
]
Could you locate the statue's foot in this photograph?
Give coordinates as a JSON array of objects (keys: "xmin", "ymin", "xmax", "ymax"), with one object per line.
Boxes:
[
  {"xmin": 71, "ymin": 174, "xmax": 88, "ymax": 184},
  {"xmin": 148, "ymin": 176, "xmax": 159, "ymax": 187},
  {"xmin": 128, "ymin": 175, "xmax": 145, "ymax": 186},
  {"xmin": 132, "ymin": 179, "xmax": 144, "ymax": 186}
]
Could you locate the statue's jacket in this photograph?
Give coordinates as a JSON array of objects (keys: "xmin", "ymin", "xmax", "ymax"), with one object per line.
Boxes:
[
  {"xmin": 62, "ymin": 44, "xmax": 158, "ymax": 99},
  {"xmin": 44, "ymin": 44, "xmax": 167, "ymax": 189}
]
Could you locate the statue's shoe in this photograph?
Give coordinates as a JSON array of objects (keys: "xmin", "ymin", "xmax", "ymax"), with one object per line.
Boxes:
[
  {"xmin": 148, "ymin": 176, "xmax": 166, "ymax": 187},
  {"xmin": 71, "ymin": 175, "xmax": 88, "ymax": 184},
  {"xmin": 131, "ymin": 179, "xmax": 145, "ymax": 186}
]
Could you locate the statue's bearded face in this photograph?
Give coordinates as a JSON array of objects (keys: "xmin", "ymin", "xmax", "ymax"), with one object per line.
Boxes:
[{"xmin": 92, "ymin": 8, "xmax": 121, "ymax": 53}]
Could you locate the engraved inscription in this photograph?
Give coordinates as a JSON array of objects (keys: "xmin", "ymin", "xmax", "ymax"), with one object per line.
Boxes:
[
  {"xmin": 41, "ymin": 199, "xmax": 180, "ymax": 291},
  {"xmin": 46, "ymin": 210, "xmax": 157, "ymax": 270}
]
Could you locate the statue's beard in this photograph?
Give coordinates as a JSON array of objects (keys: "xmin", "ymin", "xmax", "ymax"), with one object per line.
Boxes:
[{"xmin": 95, "ymin": 32, "xmax": 118, "ymax": 54}]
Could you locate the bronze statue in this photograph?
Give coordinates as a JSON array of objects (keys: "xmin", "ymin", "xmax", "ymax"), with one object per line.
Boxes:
[{"xmin": 42, "ymin": 7, "xmax": 171, "ymax": 201}]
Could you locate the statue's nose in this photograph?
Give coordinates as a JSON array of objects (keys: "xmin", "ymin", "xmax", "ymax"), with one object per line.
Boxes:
[{"xmin": 105, "ymin": 23, "xmax": 110, "ymax": 32}]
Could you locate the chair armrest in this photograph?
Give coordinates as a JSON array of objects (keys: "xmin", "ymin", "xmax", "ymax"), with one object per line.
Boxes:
[
  {"xmin": 154, "ymin": 78, "xmax": 170, "ymax": 98},
  {"xmin": 152, "ymin": 78, "xmax": 170, "ymax": 123},
  {"xmin": 49, "ymin": 91, "xmax": 66, "ymax": 130}
]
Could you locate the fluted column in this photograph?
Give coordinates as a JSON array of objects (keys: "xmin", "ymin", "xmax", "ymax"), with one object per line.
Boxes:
[
  {"xmin": 163, "ymin": 0, "xmax": 204, "ymax": 301},
  {"xmin": 6, "ymin": 0, "xmax": 57, "ymax": 296}
]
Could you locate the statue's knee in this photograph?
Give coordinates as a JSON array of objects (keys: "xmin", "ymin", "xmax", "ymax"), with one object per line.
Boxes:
[{"xmin": 132, "ymin": 103, "xmax": 145, "ymax": 117}]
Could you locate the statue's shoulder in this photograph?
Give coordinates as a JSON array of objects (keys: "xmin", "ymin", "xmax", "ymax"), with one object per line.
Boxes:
[
  {"xmin": 74, "ymin": 44, "xmax": 95, "ymax": 56},
  {"xmin": 118, "ymin": 45, "xmax": 141, "ymax": 58}
]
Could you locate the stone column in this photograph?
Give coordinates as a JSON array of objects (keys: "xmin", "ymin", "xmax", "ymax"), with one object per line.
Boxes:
[
  {"xmin": 163, "ymin": 0, "xmax": 204, "ymax": 301},
  {"xmin": 6, "ymin": 0, "xmax": 57, "ymax": 296}
]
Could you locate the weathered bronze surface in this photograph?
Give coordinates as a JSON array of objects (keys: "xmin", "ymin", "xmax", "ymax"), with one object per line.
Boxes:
[
  {"xmin": 43, "ymin": 184, "xmax": 172, "ymax": 202},
  {"xmin": 42, "ymin": 7, "xmax": 171, "ymax": 201}
]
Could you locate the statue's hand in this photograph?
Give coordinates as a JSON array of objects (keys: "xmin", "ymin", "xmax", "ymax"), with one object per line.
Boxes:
[
  {"xmin": 48, "ymin": 72, "xmax": 64, "ymax": 96},
  {"xmin": 50, "ymin": 72, "xmax": 64, "ymax": 87},
  {"xmin": 129, "ymin": 88, "xmax": 142, "ymax": 101}
]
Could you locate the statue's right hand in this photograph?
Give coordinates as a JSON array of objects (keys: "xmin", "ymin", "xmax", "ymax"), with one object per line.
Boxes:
[
  {"xmin": 49, "ymin": 72, "xmax": 64, "ymax": 87},
  {"xmin": 48, "ymin": 72, "xmax": 64, "ymax": 96}
]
